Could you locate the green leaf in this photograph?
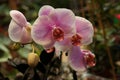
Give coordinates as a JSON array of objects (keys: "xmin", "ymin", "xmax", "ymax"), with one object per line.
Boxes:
[
  {"xmin": 0, "ymin": 35, "xmax": 11, "ymax": 45},
  {"xmin": 18, "ymin": 44, "xmax": 31, "ymax": 58},
  {"xmin": 0, "ymin": 44, "xmax": 12, "ymax": 62}
]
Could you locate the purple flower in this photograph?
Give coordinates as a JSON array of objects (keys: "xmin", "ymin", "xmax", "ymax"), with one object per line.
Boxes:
[
  {"xmin": 31, "ymin": 5, "xmax": 76, "ymax": 49},
  {"xmin": 54, "ymin": 16, "xmax": 95, "ymax": 71},
  {"xmin": 72, "ymin": 16, "xmax": 94, "ymax": 46},
  {"xmin": 55, "ymin": 16, "xmax": 94, "ymax": 53},
  {"xmin": 8, "ymin": 5, "xmax": 95, "ymax": 72},
  {"xmin": 8, "ymin": 10, "xmax": 32, "ymax": 43},
  {"xmin": 68, "ymin": 46, "xmax": 95, "ymax": 71}
]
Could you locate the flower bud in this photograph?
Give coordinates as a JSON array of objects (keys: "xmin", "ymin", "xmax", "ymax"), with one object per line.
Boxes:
[{"xmin": 27, "ymin": 53, "xmax": 39, "ymax": 67}]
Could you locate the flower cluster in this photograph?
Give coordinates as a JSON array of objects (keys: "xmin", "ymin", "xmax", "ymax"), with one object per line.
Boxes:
[{"xmin": 8, "ymin": 5, "xmax": 95, "ymax": 72}]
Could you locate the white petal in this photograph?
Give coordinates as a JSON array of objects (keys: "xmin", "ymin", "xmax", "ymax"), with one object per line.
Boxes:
[
  {"xmin": 8, "ymin": 20, "xmax": 23, "ymax": 42},
  {"xmin": 10, "ymin": 10, "xmax": 27, "ymax": 27}
]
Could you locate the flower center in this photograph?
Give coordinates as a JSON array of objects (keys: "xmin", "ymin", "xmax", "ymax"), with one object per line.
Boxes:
[
  {"xmin": 71, "ymin": 34, "xmax": 82, "ymax": 46},
  {"xmin": 52, "ymin": 27, "xmax": 64, "ymax": 41},
  {"xmin": 83, "ymin": 51, "xmax": 96, "ymax": 67}
]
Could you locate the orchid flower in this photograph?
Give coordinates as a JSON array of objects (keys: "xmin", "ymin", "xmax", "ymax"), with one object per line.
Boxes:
[
  {"xmin": 8, "ymin": 10, "xmax": 32, "ymax": 43},
  {"xmin": 8, "ymin": 5, "xmax": 95, "ymax": 73},
  {"xmin": 68, "ymin": 46, "xmax": 95, "ymax": 72},
  {"xmin": 54, "ymin": 16, "xmax": 94, "ymax": 71},
  {"xmin": 72, "ymin": 16, "xmax": 94, "ymax": 45},
  {"xmin": 31, "ymin": 5, "xmax": 76, "ymax": 49},
  {"xmin": 55, "ymin": 16, "xmax": 94, "ymax": 53}
]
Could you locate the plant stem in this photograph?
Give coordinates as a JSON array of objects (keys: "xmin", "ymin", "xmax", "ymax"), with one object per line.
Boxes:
[
  {"xmin": 80, "ymin": 0, "xmax": 85, "ymax": 17},
  {"xmin": 43, "ymin": 65, "xmax": 49, "ymax": 80},
  {"xmin": 98, "ymin": 21, "xmax": 117, "ymax": 80},
  {"xmin": 72, "ymin": 70, "xmax": 78, "ymax": 80},
  {"xmin": 92, "ymin": 0, "xmax": 117, "ymax": 80},
  {"xmin": 9, "ymin": 0, "xmax": 17, "ymax": 9}
]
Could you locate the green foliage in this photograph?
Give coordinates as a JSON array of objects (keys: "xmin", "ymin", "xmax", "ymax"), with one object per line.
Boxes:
[
  {"xmin": 0, "ymin": 35, "xmax": 11, "ymax": 62},
  {"xmin": 18, "ymin": 44, "xmax": 31, "ymax": 58},
  {"xmin": 0, "ymin": 4, "xmax": 10, "ymax": 26}
]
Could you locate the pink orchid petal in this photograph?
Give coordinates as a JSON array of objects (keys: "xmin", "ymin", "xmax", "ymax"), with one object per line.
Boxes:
[
  {"xmin": 54, "ymin": 37, "xmax": 72, "ymax": 53},
  {"xmin": 20, "ymin": 27, "xmax": 32, "ymax": 43},
  {"xmin": 8, "ymin": 20, "xmax": 22, "ymax": 42},
  {"xmin": 10, "ymin": 10, "xmax": 27, "ymax": 27},
  {"xmin": 31, "ymin": 16, "xmax": 55, "ymax": 49},
  {"xmin": 8, "ymin": 20, "xmax": 32, "ymax": 43},
  {"xmin": 39, "ymin": 5, "xmax": 54, "ymax": 16},
  {"xmin": 68, "ymin": 46, "xmax": 86, "ymax": 71},
  {"xmin": 49, "ymin": 9, "xmax": 76, "ymax": 37},
  {"xmin": 75, "ymin": 16, "xmax": 94, "ymax": 45}
]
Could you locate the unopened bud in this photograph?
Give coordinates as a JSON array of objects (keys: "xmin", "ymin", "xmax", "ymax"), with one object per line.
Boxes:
[{"xmin": 27, "ymin": 53, "xmax": 39, "ymax": 67}]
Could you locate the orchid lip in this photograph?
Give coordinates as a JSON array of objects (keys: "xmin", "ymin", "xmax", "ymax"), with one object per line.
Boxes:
[
  {"xmin": 83, "ymin": 51, "xmax": 96, "ymax": 67},
  {"xmin": 52, "ymin": 27, "xmax": 64, "ymax": 41},
  {"xmin": 71, "ymin": 34, "xmax": 82, "ymax": 46}
]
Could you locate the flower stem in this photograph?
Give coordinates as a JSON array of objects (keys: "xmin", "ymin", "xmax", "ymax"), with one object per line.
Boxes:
[
  {"xmin": 32, "ymin": 44, "xmax": 35, "ymax": 53},
  {"xmin": 72, "ymin": 70, "xmax": 78, "ymax": 80}
]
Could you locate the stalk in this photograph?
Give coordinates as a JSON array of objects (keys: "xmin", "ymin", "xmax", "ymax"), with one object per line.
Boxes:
[
  {"xmin": 92, "ymin": 0, "xmax": 117, "ymax": 80},
  {"xmin": 80, "ymin": 0, "xmax": 85, "ymax": 17},
  {"xmin": 72, "ymin": 70, "xmax": 78, "ymax": 80},
  {"xmin": 9, "ymin": 0, "xmax": 17, "ymax": 9}
]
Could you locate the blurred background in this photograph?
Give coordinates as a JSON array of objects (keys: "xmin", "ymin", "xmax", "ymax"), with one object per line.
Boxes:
[{"xmin": 0, "ymin": 0, "xmax": 120, "ymax": 80}]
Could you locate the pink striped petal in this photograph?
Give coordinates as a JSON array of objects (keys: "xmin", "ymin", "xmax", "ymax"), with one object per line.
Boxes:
[
  {"xmin": 68, "ymin": 46, "xmax": 86, "ymax": 71},
  {"xmin": 8, "ymin": 20, "xmax": 32, "ymax": 43},
  {"xmin": 75, "ymin": 16, "xmax": 94, "ymax": 45},
  {"xmin": 54, "ymin": 37, "xmax": 72, "ymax": 54},
  {"xmin": 39, "ymin": 5, "xmax": 54, "ymax": 16},
  {"xmin": 31, "ymin": 16, "xmax": 55, "ymax": 49},
  {"xmin": 49, "ymin": 9, "xmax": 76, "ymax": 37},
  {"xmin": 10, "ymin": 10, "xmax": 27, "ymax": 27}
]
